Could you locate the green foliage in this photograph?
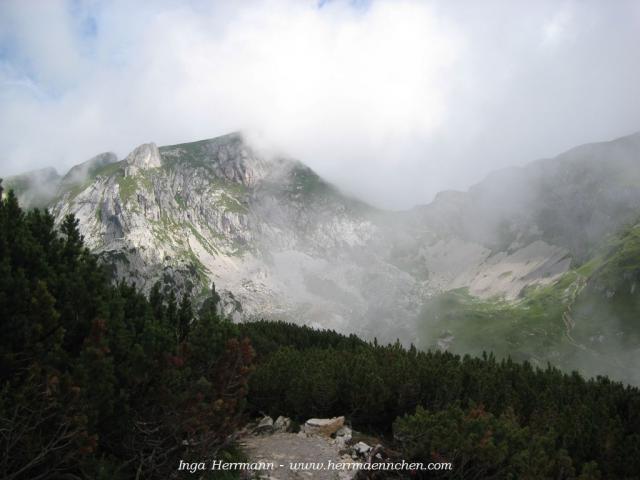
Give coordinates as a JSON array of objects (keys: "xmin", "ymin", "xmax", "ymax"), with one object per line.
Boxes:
[
  {"xmin": 241, "ymin": 320, "xmax": 640, "ymax": 479},
  {"xmin": 238, "ymin": 320, "xmax": 365, "ymax": 359},
  {"xmin": 3, "ymin": 180, "xmax": 640, "ymax": 479},
  {"xmin": 394, "ymin": 405, "xmax": 577, "ymax": 479},
  {"xmin": 417, "ymin": 286, "xmax": 566, "ymax": 363},
  {"xmin": 418, "ymin": 220, "xmax": 640, "ymax": 384},
  {"xmin": 574, "ymin": 222, "xmax": 640, "ymax": 342},
  {"xmin": 0, "ymin": 185, "xmax": 252, "ymax": 479}
]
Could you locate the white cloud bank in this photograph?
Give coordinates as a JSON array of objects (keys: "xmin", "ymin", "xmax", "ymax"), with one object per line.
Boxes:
[{"xmin": 1, "ymin": 0, "xmax": 640, "ymax": 208}]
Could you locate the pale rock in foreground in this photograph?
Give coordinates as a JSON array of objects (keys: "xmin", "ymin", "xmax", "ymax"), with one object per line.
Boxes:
[
  {"xmin": 255, "ymin": 416, "xmax": 274, "ymax": 434},
  {"xmin": 353, "ymin": 442, "xmax": 371, "ymax": 457},
  {"xmin": 302, "ymin": 416, "xmax": 345, "ymax": 437},
  {"xmin": 273, "ymin": 416, "xmax": 292, "ymax": 433},
  {"xmin": 334, "ymin": 426, "xmax": 352, "ymax": 449},
  {"xmin": 241, "ymin": 432, "xmax": 360, "ymax": 480}
]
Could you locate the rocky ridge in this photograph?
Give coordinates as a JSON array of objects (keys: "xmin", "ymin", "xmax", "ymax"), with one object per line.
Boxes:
[{"xmin": 4, "ymin": 131, "xmax": 640, "ymax": 354}]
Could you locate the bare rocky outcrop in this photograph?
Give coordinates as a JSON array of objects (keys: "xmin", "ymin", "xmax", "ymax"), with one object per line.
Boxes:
[
  {"xmin": 255, "ymin": 416, "xmax": 275, "ymax": 434},
  {"xmin": 46, "ymin": 133, "xmax": 421, "ymax": 340},
  {"xmin": 240, "ymin": 416, "xmax": 405, "ymax": 479},
  {"xmin": 273, "ymin": 416, "xmax": 292, "ymax": 433},
  {"xmin": 301, "ymin": 417, "xmax": 345, "ymax": 437},
  {"xmin": 241, "ymin": 416, "xmax": 361, "ymax": 479},
  {"xmin": 241, "ymin": 432, "xmax": 360, "ymax": 480},
  {"xmin": 334, "ymin": 426, "xmax": 352, "ymax": 449},
  {"xmin": 124, "ymin": 143, "xmax": 162, "ymax": 175}
]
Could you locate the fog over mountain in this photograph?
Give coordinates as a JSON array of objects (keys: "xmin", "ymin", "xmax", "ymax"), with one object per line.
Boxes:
[
  {"xmin": 2, "ymin": 1, "xmax": 640, "ymax": 384},
  {"xmin": 5, "ymin": 130, "xmax": 640, "ymax": 385},
  {"xmin": 4, "ymin": 4, "xmax": 640, "ymax": 478},
  {"xmin": 1, "ymin": 0, "xmax": 640, "ymax": 208}
]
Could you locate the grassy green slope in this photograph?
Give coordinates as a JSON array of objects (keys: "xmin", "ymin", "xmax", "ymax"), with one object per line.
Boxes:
[{"xmin": 418, "ymin": 222, "xmax": 640, "ymax": 384}]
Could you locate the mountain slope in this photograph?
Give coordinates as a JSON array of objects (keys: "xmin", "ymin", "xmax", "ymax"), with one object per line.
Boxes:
[
  {"xmin": 413, "ymin": 133, "xmax": 640, "ymax": 383},
  {"xmin": 48, "ymin": 133, "xmax": 415, "ymax": 338},
  {"xmin": 417, "ymin": 220, "xmax": 640, "ymax": 384},
  {"xmin": 4, "ymin": 130, "xmax": 640, "ymax": 383}
]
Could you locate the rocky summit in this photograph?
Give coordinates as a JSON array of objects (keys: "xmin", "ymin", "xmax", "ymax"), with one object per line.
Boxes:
[{"xmin": 5, "ymin": 131, "xmax": 640, "ymax": 383}]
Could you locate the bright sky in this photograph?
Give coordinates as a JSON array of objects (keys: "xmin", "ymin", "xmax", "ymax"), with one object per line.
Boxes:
[{"xmin": 1, "ymin": 0, "xmax": 639, "ymax": 208}]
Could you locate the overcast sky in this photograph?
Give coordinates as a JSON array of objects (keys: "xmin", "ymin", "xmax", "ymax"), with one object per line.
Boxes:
[{"xmin": 1, "ymin": 0, "xmax": 639, "ymax": 208}]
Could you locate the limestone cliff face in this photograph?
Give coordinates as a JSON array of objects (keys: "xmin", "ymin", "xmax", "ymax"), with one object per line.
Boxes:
[
  {"xmin": 12, "ymin": 131, "xmax": 640, "ymax": 345},
  {"xmin": 48, "ymin": 133, "xmax": 397, "ymax": 336}
]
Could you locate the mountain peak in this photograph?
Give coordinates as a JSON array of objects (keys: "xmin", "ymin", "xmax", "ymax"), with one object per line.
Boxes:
[
  {"xmin": 125, "ymin": 143, "xmax": 161, "ymax": 175},
  {"xmin": 159, "ymin": 132, "xmax": 270, "ymax": 187}
]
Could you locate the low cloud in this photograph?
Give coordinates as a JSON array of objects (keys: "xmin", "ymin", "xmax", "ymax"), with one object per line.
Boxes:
[{"xmin": 1, "ymin": 0, "xmax": 639, "ymax": 208}]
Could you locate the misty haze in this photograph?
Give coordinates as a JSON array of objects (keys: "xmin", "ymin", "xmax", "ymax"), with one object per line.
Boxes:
[{"xmin": 2, "ymin": 1, "xmax": 640, "ymax": 479}]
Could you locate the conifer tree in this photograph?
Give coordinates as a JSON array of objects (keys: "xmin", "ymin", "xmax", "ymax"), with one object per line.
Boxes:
[{"xmin": 177, "ymin": 292, "xmax": 192, "ymax": 342}]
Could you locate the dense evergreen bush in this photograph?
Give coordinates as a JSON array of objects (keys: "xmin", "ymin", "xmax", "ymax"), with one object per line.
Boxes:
[
  {"xmin": 0, "ymin": 184, "xmax": 252, "ymax": 479},
  {"xmin": 2, "ymin": 181, "xmax": 640, "ymax": 479},
  {"xmin": 240, "ymin": 322, "xmax": 640, "ymax": 478}
]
